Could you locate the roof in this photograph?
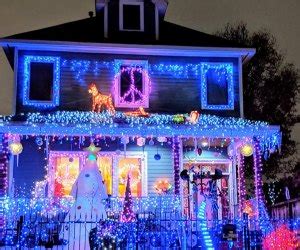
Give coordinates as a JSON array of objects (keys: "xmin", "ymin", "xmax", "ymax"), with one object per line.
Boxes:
[{"xmin": 3, "ymin": 16, "xmax": 245, "ymax": 48}]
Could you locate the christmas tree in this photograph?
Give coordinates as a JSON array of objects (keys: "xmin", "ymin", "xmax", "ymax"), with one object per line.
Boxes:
[{"xmin": 120, "ymin": 174, "xmax": 135, "ymax": 222}]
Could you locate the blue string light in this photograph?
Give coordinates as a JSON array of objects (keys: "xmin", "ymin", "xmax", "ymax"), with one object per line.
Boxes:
[
  {"xmin": 201, "ymin": 63, "xmax": 234, "ymax": 110},
  {"xmin": 198, "ymin": 201, "xmax": 214, "ymax": 249},
  {"xmin": 23, "ymin": 56, "xmax": 60, "ymax": 107}
]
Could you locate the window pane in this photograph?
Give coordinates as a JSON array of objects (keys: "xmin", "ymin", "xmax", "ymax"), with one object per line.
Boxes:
[
  {"xmin": 54, "ymin": 156, "xmax": 80, "ymax": 197},
  {"xmin": 123, "ymin": 4, "xmax": 141, "ymax": 30},
  {"xmin": 97, "ymin": 156, "xmax": 113, "ymax": 195},
  {"xmin": 29, "ymin": 62, "xmax": 54, "ymax": 101},
  {"xmin": 118, "ymin": 157, "xmax": 142, "ymax": 197},
  {"xmin": 206, "ymin": 68, "xmax": 229, "ymax": 105}
]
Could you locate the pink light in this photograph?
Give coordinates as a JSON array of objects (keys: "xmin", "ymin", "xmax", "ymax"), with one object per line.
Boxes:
[{"xmin": 114, "ymin": 66, "xmax": 151, "ymax": 108}]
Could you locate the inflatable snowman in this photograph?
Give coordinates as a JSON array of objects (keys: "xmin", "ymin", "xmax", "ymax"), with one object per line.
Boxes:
[{"xmin": 60, "ymin": 143, "xmax": 108, "ymax": 250}]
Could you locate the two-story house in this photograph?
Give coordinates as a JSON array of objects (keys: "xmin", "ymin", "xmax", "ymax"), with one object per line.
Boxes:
[{"xmin": 0, "ymin": 0, "xmax": 280, "ymax": 223}]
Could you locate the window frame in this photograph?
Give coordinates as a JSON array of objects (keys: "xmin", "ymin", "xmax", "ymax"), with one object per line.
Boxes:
[
  {"xmin": 23, "ymin": 55, "xmax": 60, "ymax": 107},
  {"xmin": 119, "ymin": 1, "xmax": 144, "ymax": 32},
  {"xmin": 114, "ymin": 59, "xmax": 150, "ymax": 108},
  {"xmin": 48, "ymin": 151, "xmax": 148, "ymax": 198},
  {"xmin": 200, "ymin": 62, "xmax": 234, "ymax": 110}
]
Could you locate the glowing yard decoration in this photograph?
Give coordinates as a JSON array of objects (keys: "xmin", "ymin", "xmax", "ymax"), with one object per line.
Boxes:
[
  {"xmin": 114, "ymin": 61, "xmax": 150, "ymax": 108},
  {"xmin": 262, "ymin": 225, "xmax": 298, "ymax": 250},
  {"xmin": 88, "ymin": 83, "xmax": 115, "ymax": 114},
  {"xmin": 187, "ymin": 111, "xmax": 200, "ymax": 124},
  {"xmin": 124, "ymin": 107, "xmax": 149, "ymax": 117},
  {"xmin": 154, "ymin": 180, "xmax": 172, "ymax": 194},
  {"xmin": 60, "ymin": 147, "xmax": 108, "ymax": 249}
]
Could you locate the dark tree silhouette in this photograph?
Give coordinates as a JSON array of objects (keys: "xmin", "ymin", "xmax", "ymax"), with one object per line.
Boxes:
[{"xmin": 216, "ymin": 23, "xmax": 300, "ymax": 183}]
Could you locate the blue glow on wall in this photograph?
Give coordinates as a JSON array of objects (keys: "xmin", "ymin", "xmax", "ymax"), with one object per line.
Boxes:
[
  {"xmin": 201, "ymin": 63, "xmax": 234, "ymax": 110},
  {"xmin": 23, "ymin": 56, "xmax": 60, "ymax": 107}
]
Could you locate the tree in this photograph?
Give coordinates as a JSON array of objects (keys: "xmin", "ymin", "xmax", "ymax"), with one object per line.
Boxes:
[
  {"xmin": 120, "ymin": 174, "xmax": 135, "ymax": 222},
  {"xmin": 216, "ymin": 23, "xmax": 300, "ymax": 185}
]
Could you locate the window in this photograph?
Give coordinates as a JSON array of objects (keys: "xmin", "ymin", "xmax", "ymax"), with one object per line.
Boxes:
[
  {"xmin": 48, "ymin": 151, "xmax": 147, "ymax": 198},
  {"xmin": 114, "ymin": 60, "xmax": 150, "ymax": 108},
  {"xmin": 119, "ymin": 2, "xmax": 144, "ymax": 31},
  {"xmin": 201, "ymin": 63, "xmax": 234, "ymax": 110},
  {"xmin": 23, "ymin": 56, "xmax": 60, "ymax": 107}
]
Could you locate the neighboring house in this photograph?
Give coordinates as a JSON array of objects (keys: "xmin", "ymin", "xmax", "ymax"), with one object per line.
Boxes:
[{"xmin": 0, "ymin": 0, "xmax": 280, "ymax": 220}]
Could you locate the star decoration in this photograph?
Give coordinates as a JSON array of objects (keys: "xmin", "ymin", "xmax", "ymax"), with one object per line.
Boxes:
[{"xmin": 84, "ymin": 142, "xmax": 101, "ymax": 156}]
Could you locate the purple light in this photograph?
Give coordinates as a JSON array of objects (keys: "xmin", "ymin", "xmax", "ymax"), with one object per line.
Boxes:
[
  {"xmin": 172, "ymin": 136, "xmax": 181, "ymax": 195},
  {"xmin": 253, "ymin": 139, "xmax": 265, "ymax": 218},
  {"xmin": 0, "ymin": 133, "xmax": 9, "ymax": 235},
  {"xmin": 114, "ymin": 66, "xmax": 151, "ymax": 108},
  {"xmin": 238, "ymin": 154, "xmax": 246, "ymax": 216}
]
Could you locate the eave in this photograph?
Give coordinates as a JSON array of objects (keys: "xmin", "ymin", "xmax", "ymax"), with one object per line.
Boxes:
[
  {"xmin": 0, "ymin": 39, "xmax": 255, "ymax": 63},
  {"xmin": 0, "ymin": 121, "xmax": 280, "ymax": 138}
]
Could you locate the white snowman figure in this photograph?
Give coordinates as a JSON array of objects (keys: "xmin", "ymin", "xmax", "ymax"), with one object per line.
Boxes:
[{"xmin": 60, "ymin": 143, "xmax": 108, "ymax": 250}]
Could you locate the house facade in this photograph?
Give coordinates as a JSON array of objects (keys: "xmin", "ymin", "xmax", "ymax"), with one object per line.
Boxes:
[{"xmin": 0, "ymin": 0, "xmax": 280, "ymax": 223}]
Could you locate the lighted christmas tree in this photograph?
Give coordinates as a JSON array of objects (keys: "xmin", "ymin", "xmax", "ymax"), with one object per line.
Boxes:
[{"xmin": 120, "ymin": 174, "xmax": 135, "ymax": 222}]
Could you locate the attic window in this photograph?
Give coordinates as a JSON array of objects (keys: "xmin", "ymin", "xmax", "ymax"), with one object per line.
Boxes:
[
  {"xmin": 119, "ymin": 2, "xmax": 144, "ymax": 31},
  {"xmin": 114, "ymin": 60, "xmax": 150, "ymax": 108},
  {"xmin": 23, "ymin": 56, "xmax": 60, "ymax": 107}
]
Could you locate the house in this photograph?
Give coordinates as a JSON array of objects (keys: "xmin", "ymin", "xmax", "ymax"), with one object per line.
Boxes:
[{"xmin": 0, "ymin": 0, "xmax": 280, "ymax": 225}]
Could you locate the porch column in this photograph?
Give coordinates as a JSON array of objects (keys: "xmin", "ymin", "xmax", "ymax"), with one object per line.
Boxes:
[
  {"xmin": 0, "ymin": 133, "xmax": 9, "ymax": 237},
  {"xmin": 172, "ymin": 136, "xmax": 181, "ymax": 195},
  {"xmin": 237, "ymin": 154, "xmax": 246, "ymax": 217},
  {"xmin": 253, "ymin": 139, "xmax": 265, "ymax": 219}
]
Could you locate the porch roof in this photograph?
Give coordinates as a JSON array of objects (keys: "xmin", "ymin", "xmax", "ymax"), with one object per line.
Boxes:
[{"xmin": 0, "ymin": 111, "xmax": 280, "ymax": 142}]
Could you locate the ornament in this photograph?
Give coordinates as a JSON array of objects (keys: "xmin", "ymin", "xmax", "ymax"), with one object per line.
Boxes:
[
  {"xmin": 124, "ymin": 107, "xmax": 150, "ymax": 117},
  {"xmin": 196, "ymin": 147, "xmax": 202, "ymax": 156},
  {"xmin": 115, "ymin": 149, "xmax": 122, "ymax": 155},
  {"xmin": 35, "ymin": 136, "xmax": 43, "ymax": 146},
  {"xmin": 88, "ymin": 83, "xmax": 115, "ymax": 115},
  {"xmin": 9, "ymin": 141, "xmax": 23, "ymax": 155},
  {"xmin": 121, "ymin": 136, "xmax": 129, "ymax": 145},
  {"xmin": 154, "ymin": 153, "xmax": 161, "ymax": 160},
  {"xmin": 187, "ymin": 111, "xmax": 200, "ymax": 124},
  {"xmin": 157, "ymin": 136, "xmax": 167, "ymax": 143},
  {"xmin": 240, "ymin": 142, "xmax": 253, "ymax": 157},
  {"xmin": 136, "ymin": 137, "xmax": 145, "ymax": 147},
  {"xmin": 149, "ymin": 139, "xmax": 155, "ymax": 146},
  {"xmin": 201, "ymin": 139, "xmax": 208, "ymax": 147},
  {"xmin": 69, "ymin": 157, "xmax": 74, "ymax": 163}
]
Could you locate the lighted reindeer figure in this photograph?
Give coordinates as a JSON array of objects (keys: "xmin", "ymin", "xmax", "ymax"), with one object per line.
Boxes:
[{"xmin": 88, "ymin": 83, "xmax": 115, "ymax": 115}]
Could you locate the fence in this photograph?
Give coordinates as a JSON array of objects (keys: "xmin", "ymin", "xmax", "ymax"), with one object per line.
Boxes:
[
  {"xmin": 270, "ymin": 198, "xmax": 300, "ymax": 220},
  {"xmin": 0, "ymin": 213, "xmax": 299, "ymax": 249},
  {"xmin": 0, "ymin": 197, "xmax": 299, "ymax": 249}
]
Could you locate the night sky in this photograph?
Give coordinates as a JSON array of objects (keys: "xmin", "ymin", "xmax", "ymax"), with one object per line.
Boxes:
[{"xmin": 0, "ymin": 0, "xmax": 299, "ymax": 147}]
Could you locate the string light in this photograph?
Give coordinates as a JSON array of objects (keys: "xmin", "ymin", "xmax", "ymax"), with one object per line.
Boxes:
[
  {"xmin": 172, "ymin": 136, "xmax": 181, "ymax": 195},
  {"xmin": 201, "ymin": 63, "xmax": 234, "ymax": 110},
  {"xmin": 23, "ymin": 56, "xmax": 60, "ymax": 107}
]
